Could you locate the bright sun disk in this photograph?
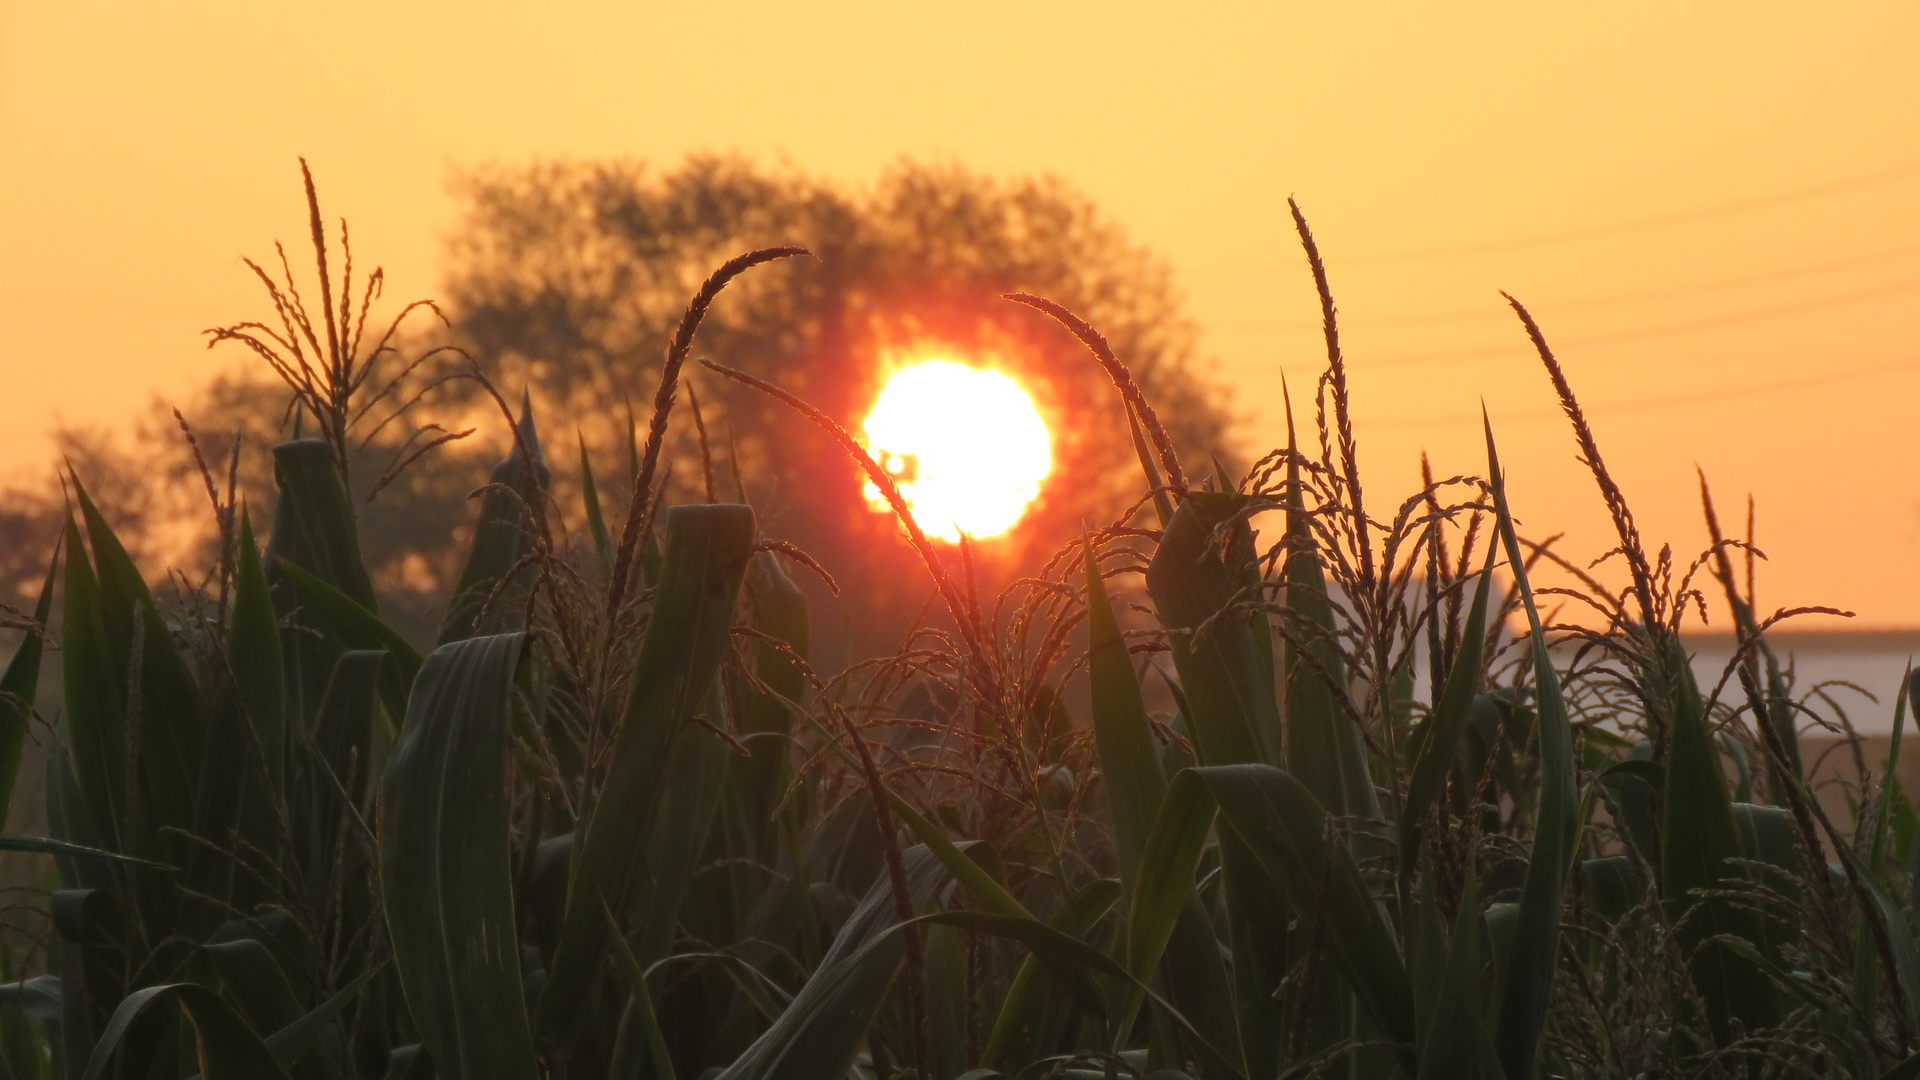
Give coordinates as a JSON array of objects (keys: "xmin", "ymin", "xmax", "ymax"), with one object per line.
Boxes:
[{"xmin": 862, "ymin": 360, "xmax": 1051, "ymax": 542}]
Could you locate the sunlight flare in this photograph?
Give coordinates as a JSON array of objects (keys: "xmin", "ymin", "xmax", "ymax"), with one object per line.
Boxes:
[{"xmin": 861, "ymin": 359, "xmax": 1052, "ymax": 541}]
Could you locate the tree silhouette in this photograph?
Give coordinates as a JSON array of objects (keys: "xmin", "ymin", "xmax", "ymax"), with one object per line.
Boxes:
[{"xmin": 0, "ymin": 157, "xmax": 1236, "ymax": 662}]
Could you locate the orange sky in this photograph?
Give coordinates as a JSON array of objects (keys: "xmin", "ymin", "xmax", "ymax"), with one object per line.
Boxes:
[{"xmin": 3, "ymin": 2, "xmax": 1918, "ymax": 623}]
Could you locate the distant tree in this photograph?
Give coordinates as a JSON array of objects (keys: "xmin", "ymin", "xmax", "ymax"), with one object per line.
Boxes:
[
  {"xmin": 0, "ymin": 157, "xmax": 1236, "ymax": 662},
  {"xmin": 442, "ymin": 156, "xmax": 1236, "ymax": 657}
]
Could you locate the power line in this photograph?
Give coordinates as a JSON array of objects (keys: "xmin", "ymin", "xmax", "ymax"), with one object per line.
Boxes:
[
  {"xmin": 1215, "ymin": 277, "xmax": 1920, "ymax": 367},
  {"xmin": 1208, "ymin": 240, "xmax": 1920, "ymax": 333},
  {"xmin": 1361, "ymin": 356, "xmax": 1920, "ymax": 431},
  {"xmin": 1360, "ymin": 278, "xmax": 1920, "ymax": 368},
  {"xmin": 1190, "ymin": 159, "xmax": 1920, "ymax": 273}
]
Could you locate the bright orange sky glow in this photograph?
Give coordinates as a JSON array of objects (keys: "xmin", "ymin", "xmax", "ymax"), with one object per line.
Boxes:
[{"xmin": 3, "ymin": 3, "xmax": 1918, "ymax": 622}]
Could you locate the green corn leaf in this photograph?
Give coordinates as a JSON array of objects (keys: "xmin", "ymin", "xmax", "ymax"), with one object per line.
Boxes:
[
  {"xmin": 984, "ymin": 877, "xmax": 1122, "ymax": 1070},
  {"xmin": 274, "ymin": 559, "xmax": 421, "ymax": 723},
  {"xmin": 1086, "ymin": 543, "xmax": 1242, "ymax": 1074},
  {"xmin": 1399, "ymin": 542, "xmax": 1496, "ymax": 886},
  {"xmin": 933, "ymin": 912, "xmax": 1242, "ymax": 1080},
  {"xmin": 0, "ymin": 536, "xmax": 56, "ymax": 828},
  {"xmin": 302, "ymin": 650, "xmax": 386, "ymax": 876},
  {"xmin": 84, "ymin": 982, "xmax": 291, "ymax": 1080},
  {"xmin": 741, "ymin": 550, "xmax": 810, "ymax": 851},
  {"xmin": 1659, "ymin": 647, "xmax": 1781, "ymax": 1046},
  {"xmin": 203, "ymin": 939, "xmax": 357, "ymax": 1080},
  {"xmin": 891, "ymin": 797, "xmax": 1029, "ymax": 919},
  {"xmin": 380, "ymin": 632, "xmax": 540, "ymax": 1080},
  {"xmin": 259, "ymin": 969, "xmax": 380, "ymax": 1073},
  {"xmin": 604, "ymin": 901, "xmax": 678, "ymax": 1080},
  {"xmin": 0, "ymin": 834, "xmax": 169, "ymax": 868},
  {"xmin": 1145, "ymin": 493, "xmax": 1280, "ymax": 770},
  {"xmin": 1086, "ymin": 543, "xmax": 1165, "ymax": 880},
  {"xmin": 982, "ymin": 874, "xmax": 1121, "ymax": 1069},
  {"xmin": 74, "ymin": 479, "xmax": 209, "ymax": 843},
  {"xmin": 579, "ymin": 431, "xmax": 614, "ymax": 563},
  {"xmin": 630, "ymin": 693, "xmax": 734, "ymax": 964},
  {"xmin": 1417, "ymin": 872, "xmax": 1494, "ymax": 1079},
  {"xmin": 268, "ymin": 439, "xmax": 376, "ymax": 609},
  {"xmin": 232, "ymin": 506, "xmax": 289, "ymax": 797},
  {"xmin": 1830, "ymin": 819, "xmax": 1920, "ymax": 1039},
  {"xmin": 715, "ymin": 844, "xmax": 951, "ymax": 1080},
  {"xmin": 1119, "ymin": 770, "xmax": 1217, "ymax": 1006},
  {"xmin": 1578, "ymin": 857, "xmax": 1645, "ymax": 923},
  {"xmin": 1484, "ymin": 418, "xmax": 1581, "ymax": 1080},
  {"xmin": 540, "ymin": 504, "xmax": 755, "ymax": 1040},
  {"xmin": 1146, "ymin": 492, "xmax": 1291, "ymax": 1071},
  {"xmin": 1280, "ymin": 467, "xmax": 1375, "ymax": 821},
  {"xmin": 58, "ymin": 515, "xmax": 126, "ymax": 854},
  {"xmin": 1192, "ymin": 765, "xmax": 1416, "ymax": 1057},
  {"xmin": 441, "ymin": 399, "xmax": 550, "ymax": 644}
]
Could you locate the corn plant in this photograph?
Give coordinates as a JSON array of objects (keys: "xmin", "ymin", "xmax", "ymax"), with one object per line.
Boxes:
[{"xmin": 2, "ymin": 172, "xmax": 1919, "ymax": 1080}]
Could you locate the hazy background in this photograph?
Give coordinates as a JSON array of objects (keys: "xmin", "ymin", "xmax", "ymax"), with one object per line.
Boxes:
[{"xmin": 4, "ymin": 1, "xmax": 1918, "ymax": 624}]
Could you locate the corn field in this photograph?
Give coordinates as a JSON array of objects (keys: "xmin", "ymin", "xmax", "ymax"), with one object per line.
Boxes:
[{"xmin": 1, "ymin": 175, "xmax": 1917, "ymax": 1080}]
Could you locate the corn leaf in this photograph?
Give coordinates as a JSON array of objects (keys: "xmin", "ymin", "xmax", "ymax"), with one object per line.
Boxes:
[
  {"xmin": 84, "ymin": 982, "xmax": 291, "ymax": 1080},
  {"xmin": 1417, "ymin": 872, "xmax": 1493, "ymax": 1079},
  {"xmin": 0, "ymin": 537, "xmax": 56, "ymax": 828},
  {"xmin": 1399, "ymin": 544, "xmax": 1496, "ymax": 885},
  {"xmin": 715, "ymin": 844, "xmax": 951, "ymax": 1080},
  {"xmin": 1484, "ymin": 419, "xmax": 1581, "ymax": 1080},
  {"xmin": 740, "ymin": 551, "xmax": 809, "ymax": 852},
  {"xmin": 1660, "ymin": 649, "xmax": 1781, "ymax": 1045},
  {"xmin": 267, "ymin": 439, "xmax": 376, "ymax": 609},
  {"xmin": 380, "ymin": 632, "xmax": 540, "ymax": 1080},
  {"xmin": 58, "ymin": 516, "xmax": 126, "ymax": 854},
  {"xmin": 441, "ymin": 402, "xmax": 549, "ymax": 644},
  {"xmin": 231, "ymin": 507, "xmax": 288, "ymax": 798},
  {"xmin": 1086, "ymin": 545, "xmax": 1241, "ymax": 1073},
  {"xmin": 539, "ymin": 504, "xmax": 756, "ymax": 1040},
  {"xmin": 274, "ymin": 560, "xmax": 421, "ymax": 723}
]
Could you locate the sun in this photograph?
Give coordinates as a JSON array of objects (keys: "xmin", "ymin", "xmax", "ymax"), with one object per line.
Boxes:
[{"xmin": 861, "ymin": 359, "xmax": 1052, "ymax": 542}]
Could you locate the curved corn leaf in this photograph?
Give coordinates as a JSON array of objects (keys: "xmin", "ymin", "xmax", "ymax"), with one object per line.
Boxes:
[
  {"xmin": 983, "ymin": 877, "xmax": 1122, "ymax": 1070},
  {"xmin": 84, "ymin": 982, "xmax": 290, "ymax": 1080},
  {"xmin": 539, "ymin": 504, "xmax": 756, "ymax": 1040},
  {"xmin": 715, "ymin": 844, "xmax": 951, "ymax": 1080},
  {"xmin": 381, "ymin": 632, "xmax": 540, "ymax": 1080},
  {"xmin": 0, "ymin": 834, "xmax": 169, "ymax": 868},
  {"xmin": 604, "ymin": 902, "xmax": 678, "ymax": 1080},
  {"xmin": 274, "ymin": 559, "xmax": 422, "ymax": 723},
  {"xmin": 1484, "ymin": 419, "xmax": 1580, "ymax": 1080}
]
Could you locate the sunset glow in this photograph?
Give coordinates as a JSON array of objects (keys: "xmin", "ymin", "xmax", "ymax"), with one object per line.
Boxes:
[{"xmin": 861, "ymin": 360, "xmax": 1051, "ymax": 542}]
